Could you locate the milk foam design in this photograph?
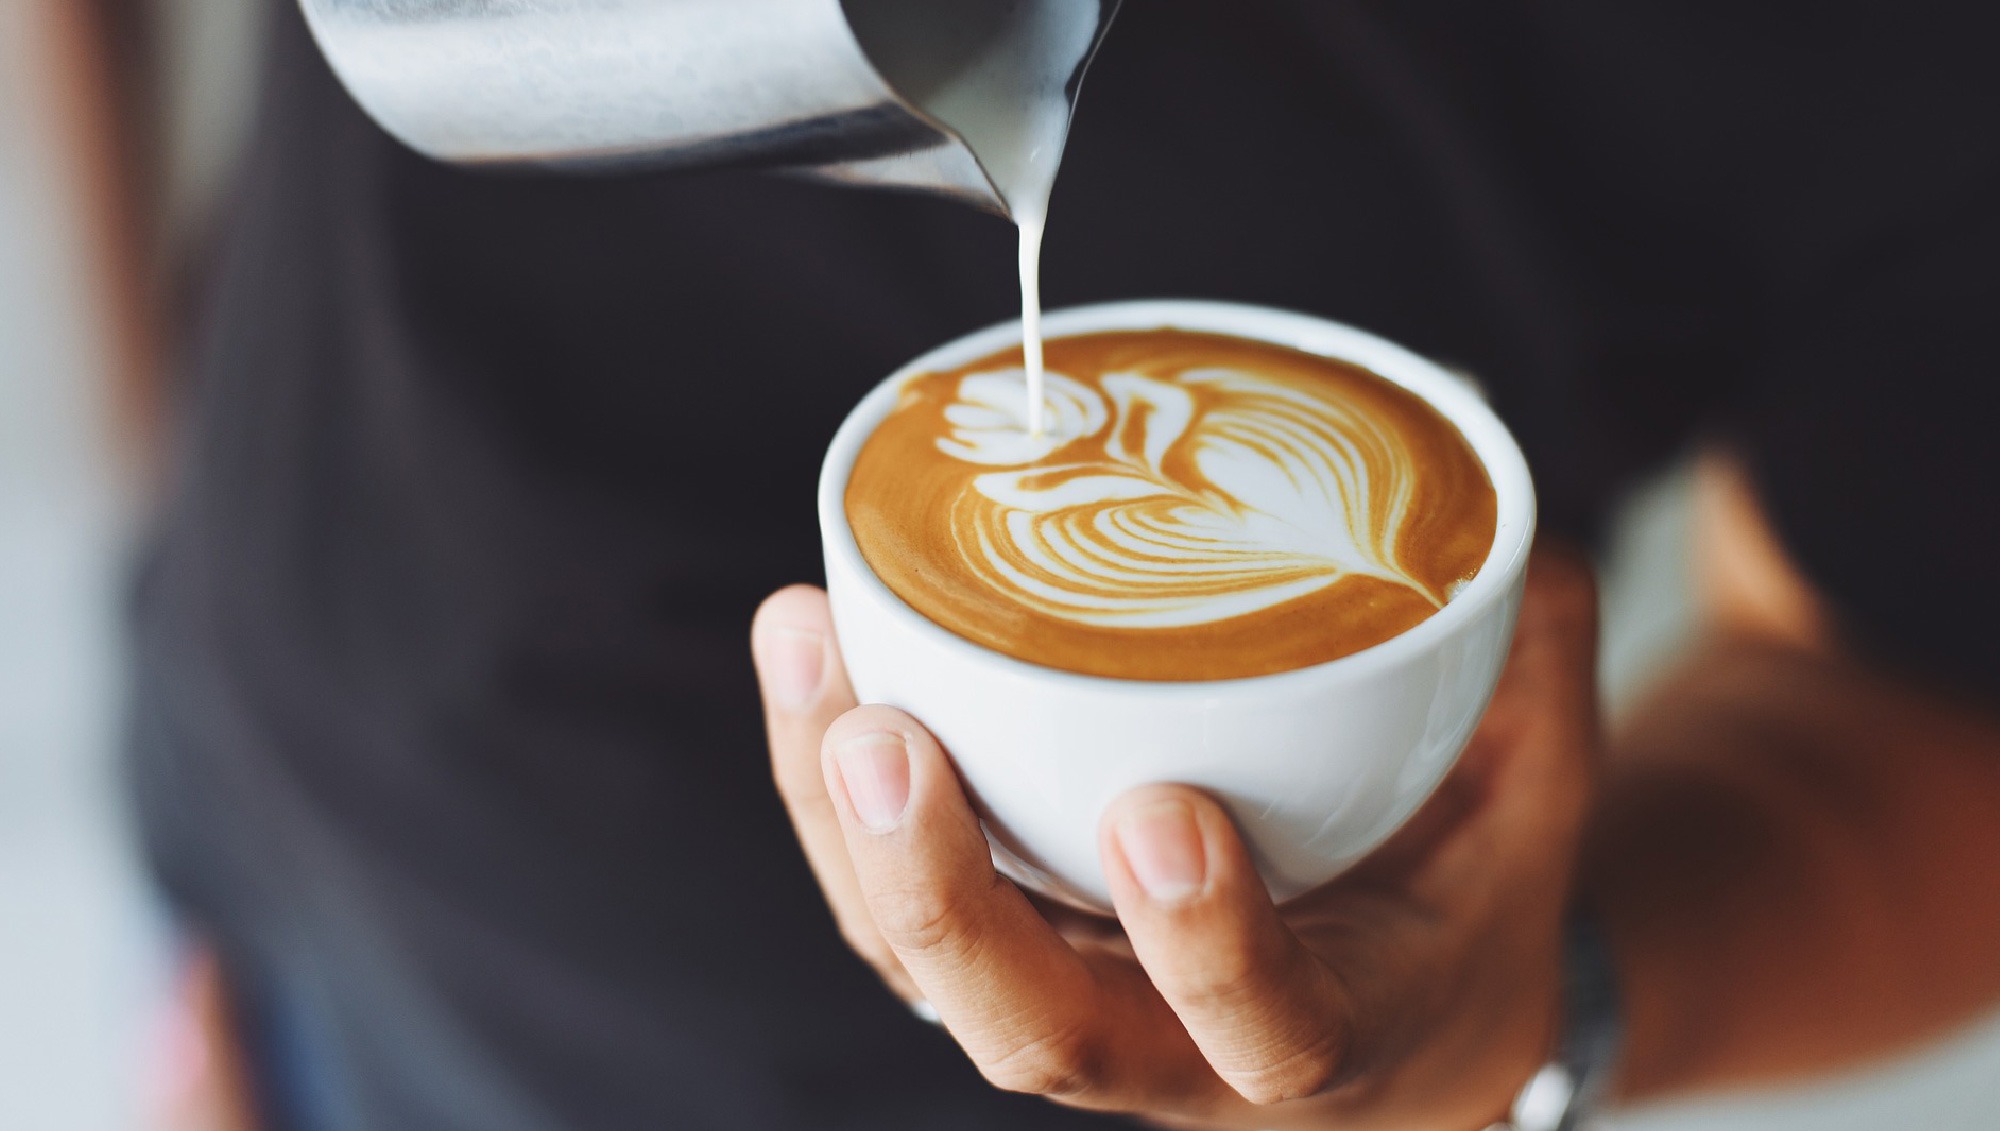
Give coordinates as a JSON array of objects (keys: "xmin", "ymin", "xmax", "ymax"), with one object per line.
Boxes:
[{"xmin": 934, "ymin": 366, "xmax": 1440, "ymax": 629}]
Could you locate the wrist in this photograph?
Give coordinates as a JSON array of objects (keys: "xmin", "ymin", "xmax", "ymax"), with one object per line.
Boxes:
[{"xmin": 1489, "ymin": 911, "xmax": 1625, "ymax": 1131}]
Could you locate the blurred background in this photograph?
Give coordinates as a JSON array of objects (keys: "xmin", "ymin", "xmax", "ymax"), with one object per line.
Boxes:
[{"xmin": 1, "ymin": 0, "xmax": 1996, "ymax": 1127}]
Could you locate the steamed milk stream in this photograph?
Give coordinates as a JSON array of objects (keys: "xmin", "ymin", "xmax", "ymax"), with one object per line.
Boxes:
[
  {"xmin": 848, "ymin": 331, "xmax": 1499, "ymax": 680},
  {"xmin": 847, "ymin": 0, "xmax": 1105, "ymax": 435},
  {"xmin": 842, "ymin": 4, "xmax": 1500, "ymax": 680},
  {"xmin": 896, "ymin": 3, "xmax": 1095, "ymax": 438}
]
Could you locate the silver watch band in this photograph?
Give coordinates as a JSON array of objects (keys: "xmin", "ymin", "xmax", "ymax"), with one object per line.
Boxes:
[{"xmin": 1490, "ymin": 912, "xmax": 1624, "ymax": 1131}]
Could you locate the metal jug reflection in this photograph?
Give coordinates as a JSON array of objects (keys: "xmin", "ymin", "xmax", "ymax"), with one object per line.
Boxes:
[{"xmin": 298, "ymin": 0, "xmax": 1121, "ymax": 218}]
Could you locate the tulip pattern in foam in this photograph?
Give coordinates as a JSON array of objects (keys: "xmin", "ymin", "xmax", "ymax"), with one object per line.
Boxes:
[{"xmin": 935, "ymin": 366, "xmax": 1441, "ymax": 629}]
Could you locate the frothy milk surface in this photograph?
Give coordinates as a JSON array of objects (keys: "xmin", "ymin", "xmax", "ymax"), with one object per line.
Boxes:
[{"xmin": 847, "ymin": 331, "xmax": 1499, "ymax": 680}]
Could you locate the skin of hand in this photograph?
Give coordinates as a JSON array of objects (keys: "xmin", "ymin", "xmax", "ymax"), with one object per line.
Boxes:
[
  {"xmin": 1584, "ymin": 456, "xmax": 2000, "ymax": 1097},
  {"xmin": 751, "ymin": 548, "xmax": 1602, "ymax": 1130}
]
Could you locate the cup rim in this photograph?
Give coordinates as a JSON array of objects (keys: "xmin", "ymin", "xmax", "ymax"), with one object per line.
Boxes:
[{"xmin": 819, "ymin": 299, "xmax": 1538, "ymax": 696}]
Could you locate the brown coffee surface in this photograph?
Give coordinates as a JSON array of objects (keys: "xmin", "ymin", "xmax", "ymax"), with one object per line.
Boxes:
[{"xmin": 845, "ymin": 330, "xmax": 1497, "ymax": 680}]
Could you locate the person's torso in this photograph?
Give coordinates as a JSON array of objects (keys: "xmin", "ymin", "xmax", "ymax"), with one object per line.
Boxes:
[{"xmin": 132, "ymin": 2, "xmax": 2000, "ymax": 1127}]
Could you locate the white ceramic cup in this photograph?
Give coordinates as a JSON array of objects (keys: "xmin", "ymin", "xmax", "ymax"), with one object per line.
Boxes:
[{"xmin": 819, "ymin": 300, "xmax": 1536, "ymax": 910}]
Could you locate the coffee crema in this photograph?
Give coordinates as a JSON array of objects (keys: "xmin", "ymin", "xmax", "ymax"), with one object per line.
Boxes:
[{"xmin": 845, "ymin": 330, "xmax": 1498, "ymax": 680}]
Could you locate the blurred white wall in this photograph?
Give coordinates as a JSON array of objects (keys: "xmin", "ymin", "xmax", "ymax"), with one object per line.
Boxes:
[{"xmin": 0, "ymin": 4, "xmax": 165, "ymax": 1128}]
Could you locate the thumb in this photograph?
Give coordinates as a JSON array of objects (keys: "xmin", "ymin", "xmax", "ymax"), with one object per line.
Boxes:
[{"xmin": 1101, "ymin": 785, "xmax": 1351, "ymax": 1107}]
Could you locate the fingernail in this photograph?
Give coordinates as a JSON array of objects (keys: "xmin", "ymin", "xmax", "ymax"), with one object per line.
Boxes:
[
  {"xmin": 1116, "ymin": 799, "xmax": 1206, "ymax": 904},
  {"xmin": 834, "ymin": 732, "xmax": 910, "ymax": 834},
  {"xmin": 759, "ymin": 626, "xmax": 825, "ymax": 713}
]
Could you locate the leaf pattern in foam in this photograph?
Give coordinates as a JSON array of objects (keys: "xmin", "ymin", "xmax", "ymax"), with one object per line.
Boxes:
[
  {"xmin": 1101, "ymin": 372, "xmax": 1195, "ymax": 479},
  {"xmin": 935, "ymin": 366, "xmax": 1436, "ymax": 629},
  {"xmin": 1183, "ymin": 369, "xmax": 1422, "ymax": 589}
]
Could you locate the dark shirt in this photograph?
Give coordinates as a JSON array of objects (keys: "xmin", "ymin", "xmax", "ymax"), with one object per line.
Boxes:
[{"xmin": 131, "ymin": 1, "xmax": 2000, "ymax": 1128}]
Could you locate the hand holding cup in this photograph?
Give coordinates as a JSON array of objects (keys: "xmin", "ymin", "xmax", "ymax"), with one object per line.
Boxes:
[{"xmin": 752, "ymin": 549, "xmax": 1601, "ymax": 1127}]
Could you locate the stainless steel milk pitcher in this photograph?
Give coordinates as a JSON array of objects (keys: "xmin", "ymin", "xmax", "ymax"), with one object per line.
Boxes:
[{"xmin": 298, "ymin": 0, "xmax": 1120, "ymax": 217}]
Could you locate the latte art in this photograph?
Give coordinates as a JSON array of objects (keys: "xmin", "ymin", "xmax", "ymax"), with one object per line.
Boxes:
[
  {"xmin": 847, "ymin": 331, "xmax": 1497, "ymax": 680},
  {"xmin": 948, "ymin": 365, "xmax": 1444, "ymax": 629}
]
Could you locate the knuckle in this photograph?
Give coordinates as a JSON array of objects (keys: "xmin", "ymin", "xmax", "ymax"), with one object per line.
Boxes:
[
  {"xmin": 1181, "ymin": 955, "xmax": 1266, "ymax": 1011},
  {"xmin": 978, "ymin": 1021, "xmax": 1103, "ymax": 1098},
  {"xmin": 867, "ymin": 878, "xmax": 984, "ymax": 959},
  {"xmin": 1224, "ymin": 1031, "xmax": 1347, "ymax": 1106},
  {"xmin": 1169, "ymin": 938, "xmax": 1289, "ymax": 1015},
  {"xmin": 1179, "ymin": 957, "xmax": 1354, "ymax": 1107}
]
